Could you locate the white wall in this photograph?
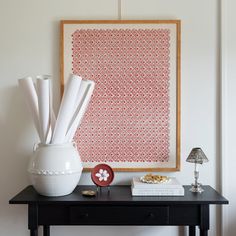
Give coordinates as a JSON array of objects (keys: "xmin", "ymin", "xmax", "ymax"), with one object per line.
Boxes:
[
  {"xmin": 222, "ymin": 0, "xmax": 236, "ymax": 235},
  {"xmin": 0, "ymin": 0, "xmax": 222, "ymax": 236}
]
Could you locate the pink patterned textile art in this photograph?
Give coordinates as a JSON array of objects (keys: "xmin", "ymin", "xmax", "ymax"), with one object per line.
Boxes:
[{"xmin": 72, "ymin": 29, "xmax": 171, "ymax": 163}]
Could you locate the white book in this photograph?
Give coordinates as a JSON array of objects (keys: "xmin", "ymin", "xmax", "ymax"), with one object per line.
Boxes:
[
  {"xmin": 131, "ymin": 186, "xmax": 185, "ymax": 196},
  {"xmin": 132, "ymin": 177, "xmax": 183, "ymax": 190}
]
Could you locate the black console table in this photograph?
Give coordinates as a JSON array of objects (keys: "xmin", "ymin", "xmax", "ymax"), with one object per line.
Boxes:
[{"xmin": 9, "ymin": 185, "xmax": 228, "ymax": 236}]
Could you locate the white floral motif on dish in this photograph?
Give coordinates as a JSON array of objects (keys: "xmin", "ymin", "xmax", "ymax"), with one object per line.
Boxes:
[{"xmin": 95, "ymin": 169, "xmax": 110, "ymax": 181}]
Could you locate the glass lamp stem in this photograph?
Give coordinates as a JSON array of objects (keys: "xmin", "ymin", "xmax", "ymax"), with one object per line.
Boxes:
[{"xmin": 194, "ymin": 162, "xmax": 199, "ymax": 186}]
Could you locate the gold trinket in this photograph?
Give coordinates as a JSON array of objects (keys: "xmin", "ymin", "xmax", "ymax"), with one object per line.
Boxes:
[
  {"xmin": 140, "ymin": 173, "xmax": 170, "ymax": 184},
  {"xmin": 82, "ymin": 190, "xmax": 96, "ymax": 197}
]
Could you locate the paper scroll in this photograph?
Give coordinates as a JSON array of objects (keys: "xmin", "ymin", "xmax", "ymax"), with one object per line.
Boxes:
[{"xmin": 19, "ymin": 74, "xmax": 95, "ymax": 144}]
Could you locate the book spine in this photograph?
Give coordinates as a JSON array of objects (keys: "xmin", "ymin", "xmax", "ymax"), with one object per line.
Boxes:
[
  {"xmin": 131, "ymin": 188, "xmax": 184, "ymax": 196},
  {"xmin": 133, "ymin": 185, "xmax": 183, "ymax": 189}
]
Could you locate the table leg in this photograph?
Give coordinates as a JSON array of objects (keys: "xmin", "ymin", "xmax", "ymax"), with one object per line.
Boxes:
[
  {"xmin": 200, "ymin": 205, "xmax": 209, "ymax": 236},
  {"xmin": 43, "ymin": 226, "xmax": 50, "ymax": 236},
  {"xmin": 189, "ymin": 226, "xmax": 196, "ymax": 236},
  {"xmin": 28, "ymin": 204, "xmax": 38, "ymax": 236},
  {"xmin": 200, "ymin": 229, "xmax": 208, "ymax": 236},
  {"xmin": 30, "ymin": 229, "xmax": 38, "ymax": 236}
]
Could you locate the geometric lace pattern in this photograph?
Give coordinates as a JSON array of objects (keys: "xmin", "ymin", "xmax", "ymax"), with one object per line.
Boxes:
[{"xmin": 72, "ymin": 29, "xmax": 170, "ymax": 162}]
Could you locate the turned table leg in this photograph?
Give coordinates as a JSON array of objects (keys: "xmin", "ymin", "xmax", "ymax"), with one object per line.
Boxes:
[
  {"xmin": 200, "ymin": 229, "xmax": 208, "ymax": 236},
  {"xmin": 28, "ymin": 204, "xmax": 38, "ymax": 236},
  {"xmin": 200, "ymin": 205, "xmax": 209, "ymax": 236},
  {"xmin": 189, "ymin": 226, "xmax": 196, "ymax": 236},
  {"xmin": 43, "ymin": 226, "xmax": 50, "ymax": 236}
]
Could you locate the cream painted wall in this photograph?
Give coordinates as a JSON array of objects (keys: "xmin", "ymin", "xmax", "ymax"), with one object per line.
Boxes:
[{"xmin": 0, "ymin": 0, "xmax": 222, "ymax": 235}]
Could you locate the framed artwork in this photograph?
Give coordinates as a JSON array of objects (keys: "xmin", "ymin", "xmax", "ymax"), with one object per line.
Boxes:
[{"xmin": 60, "ymin": 20, "xmax": 181, "ymax": 172}]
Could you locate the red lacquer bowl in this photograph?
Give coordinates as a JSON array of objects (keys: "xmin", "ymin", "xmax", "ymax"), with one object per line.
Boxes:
[{"xmin": 91, "ymin": 164, "xmax": 114, "ymax": 187}]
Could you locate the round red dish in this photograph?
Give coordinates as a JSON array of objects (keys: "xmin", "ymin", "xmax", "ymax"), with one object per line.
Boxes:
[{"xmin": 91, "ymin": 164, "xmax": 114, "ymax": 187}]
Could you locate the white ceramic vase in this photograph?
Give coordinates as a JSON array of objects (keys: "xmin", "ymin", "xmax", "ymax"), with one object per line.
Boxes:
[{"xmin": 28, "ymin": 142, "xmax": 83, "ymax": 197}]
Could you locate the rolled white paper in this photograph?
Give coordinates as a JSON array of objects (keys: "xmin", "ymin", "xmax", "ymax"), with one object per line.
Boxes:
[
  {"xmin": 19, "ymin": 74, "xmax": 94, "ymax": 145},
  {"xmin": 49, "ymin": 81, "xmax": 56, "ymax": 135},
  {"xmin": 36, "ymin": 76, "xmax": 51, "ymax": 144},
  {"xmin": 46, "ymin": 80, "xmax": 56, "ymax": 144},
  {"xmin": 18, "ymin": 77, "xmax": 43, "ymax": 141},
  {"xmin": 51, "ymin": 74, "xmax": 82, "ymax": 144},
  {"xmin": 65, "ymin": 80, "xmax": 95, "ymax": 142},
  {"xmin": 67, "ymin": 80, "xmax": 89, "ymax": 132}
]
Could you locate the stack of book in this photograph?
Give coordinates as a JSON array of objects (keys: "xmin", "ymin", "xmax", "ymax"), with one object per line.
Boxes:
[{"xmin": 131, "ymin": 177, "xmax": 184, "ymax": 196}]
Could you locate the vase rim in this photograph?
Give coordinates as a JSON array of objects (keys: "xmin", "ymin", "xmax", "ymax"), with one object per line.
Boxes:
[{"xmin": 36, "ymin": 142, "xmax": 75, "ymax": 148}]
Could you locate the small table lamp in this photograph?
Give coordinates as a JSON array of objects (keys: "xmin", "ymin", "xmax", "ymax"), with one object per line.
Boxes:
[{"xmin": 186, "ymin": 147, "xmax": 209, "ymax": 193}]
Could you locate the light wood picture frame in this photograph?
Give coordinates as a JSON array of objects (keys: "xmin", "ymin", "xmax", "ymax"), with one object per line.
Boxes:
[{"xmin": 60, "ymin": 20, "xmax": 181, "ymax": 172}]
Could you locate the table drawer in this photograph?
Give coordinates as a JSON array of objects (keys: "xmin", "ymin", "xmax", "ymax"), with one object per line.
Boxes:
[{"xmin": 70, "ymin": 206, "xmax": 169, "ymax": 225}]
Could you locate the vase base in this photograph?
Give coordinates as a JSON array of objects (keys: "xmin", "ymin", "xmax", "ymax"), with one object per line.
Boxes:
[{"xmin": 29, "ymin": 172, "xmax": 82, "ymax": 197}]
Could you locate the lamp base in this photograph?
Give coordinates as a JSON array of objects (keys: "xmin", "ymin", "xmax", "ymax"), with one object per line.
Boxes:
[{"xmin": 189, "ymin": 183, "xmax": 204, "ymax": 193}]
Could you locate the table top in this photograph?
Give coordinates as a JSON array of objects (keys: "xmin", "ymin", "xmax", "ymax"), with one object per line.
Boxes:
[{"xmin": 9, "ymin": 185, "xmax": 228, "ymax": 205}]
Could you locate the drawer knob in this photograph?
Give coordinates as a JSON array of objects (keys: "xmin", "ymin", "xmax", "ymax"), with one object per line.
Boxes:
[
  {"xmin": 80, "ymin": 213, "xmax": 89, "ymax": 218},
  {"xmin": 148, "ymin": 213, "xmax": 155, "ymax": 219}
]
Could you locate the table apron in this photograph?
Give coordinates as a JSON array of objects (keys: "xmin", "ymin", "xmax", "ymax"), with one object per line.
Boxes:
[{"xmin": 37, "ymin": 204, "xmax": 202, "ymax": 226}]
